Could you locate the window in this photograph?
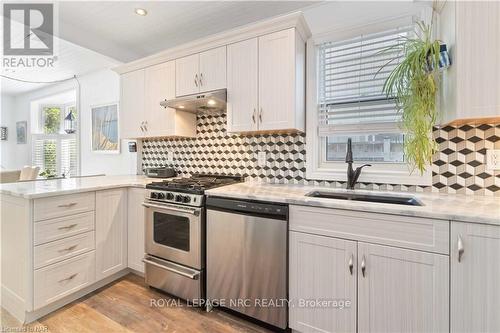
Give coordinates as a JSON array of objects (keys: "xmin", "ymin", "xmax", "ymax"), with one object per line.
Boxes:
[
  {"xmin": 32, "ymin": 103, "xmax": 78, "ymax": 177},
  {"xmin": 307, "ymin": 18, "xmax": 432, "ymax": 185}
]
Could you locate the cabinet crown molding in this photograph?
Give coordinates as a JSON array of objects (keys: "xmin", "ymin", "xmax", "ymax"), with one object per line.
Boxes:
[{"xmin": 113, "ymin": 11, "xmax": 311, "ymax": 75}]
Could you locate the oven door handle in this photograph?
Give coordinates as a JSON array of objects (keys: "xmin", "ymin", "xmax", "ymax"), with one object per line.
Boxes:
[
  {"xmin": 142, "ymin": 202, "xmax": 200, "ymax": 216},
  {"xmin": 142, "ymin": 257, "xmax": 200, "ymax": 280}
]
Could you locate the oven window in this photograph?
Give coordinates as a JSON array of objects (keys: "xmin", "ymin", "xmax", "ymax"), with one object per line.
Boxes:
[{"xmin": 153, "ymin": 212, "xmax": 190, "ymax": 251}]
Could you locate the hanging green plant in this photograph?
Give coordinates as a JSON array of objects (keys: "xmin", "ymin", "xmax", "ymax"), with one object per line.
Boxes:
[{"xmin": 380, "ymin": 21, "xmax": 442, "ymax": 174}]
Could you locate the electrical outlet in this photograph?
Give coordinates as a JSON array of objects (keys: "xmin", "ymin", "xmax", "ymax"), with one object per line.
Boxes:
[
  {"xmin": 167, "ymin": 151, "xmax": 174, "ymax": 163},
  {"xmin": 486, "ymin": 149, "xmax": 500, "ymax": 170},
  {"xmin": 257, "ymin": 151, "xmax": 267, "ymax": 167}
]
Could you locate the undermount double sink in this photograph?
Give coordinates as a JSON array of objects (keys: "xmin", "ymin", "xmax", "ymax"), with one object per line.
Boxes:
[{"xmin": 306, "ymin": 191, "xmax": 423, "ymax": 206}]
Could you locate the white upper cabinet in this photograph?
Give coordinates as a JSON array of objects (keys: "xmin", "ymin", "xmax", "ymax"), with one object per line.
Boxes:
[
  {"xmin": 451, "ymin": 222, "xmax": 500, "ymax": 333},
  {"xmin": 258, "ymin": 29, "xmax": 301, "ymax": 131},
  {"xmin": 226, "ymin": 28, "xmax": 305, "ymax": 133},
  {"xmin": 226, "ymin": 38, "xmax": 259, "ymax": 132},
  {"xmin": 175, "ymin": 46, "xmax": 227, "ymax": 97},
  {"xmin": 145, "ymin": 62, "xmax": 175, "ymax": 136},
  {"xmin": 199, "ymin": 46, "xmax": 227, "ymax": 92},
  {"xmin": 121, "ymin": 70, "xmax": 145, "ymax": 139},
  {"xmin": 175, "ymin": 54, "xmax": 200, "ymax": 97},
  {"xmin": 440, "ymin": 1, "xmax": 500, "ymax": 123},
  {"xmin": 120, "ymin": 62, "xmax": 196, "ymax": 139}
]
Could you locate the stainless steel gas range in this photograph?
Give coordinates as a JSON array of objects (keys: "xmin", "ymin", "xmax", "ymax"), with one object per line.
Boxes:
[{"xmin": 142, "ymin": 174, "xmax": 243, "ymax": 301}]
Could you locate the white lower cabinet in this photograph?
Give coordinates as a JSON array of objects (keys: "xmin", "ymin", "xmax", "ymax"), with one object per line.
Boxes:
[
  {"xmin": 95, "ymin": 189, "xmax": 128, "ymax": 280},
  {"xmin": 451, "ymin": 222, "xmax": 500, "ymax": 333},
  {"xmin": 127, "ymin": 187, "xmax": 146, "ymax": 273},
  {"xmin": 357, "ymin": 243, "xmax": 449, "ymax": 333},
  {"xmin": 34, "ymin": 251, "xmax": 96, "ymax": 310},
  {"xmin": 289, "ymin": 206, "xmax": 450, "ymax": 333},
  {"xmin": 290, "ymin": 233, "xmax": 449, "ymax": 333},
  {"xmin": 289, "ymin": 232, "xmax": 357, "ymax": 333}
]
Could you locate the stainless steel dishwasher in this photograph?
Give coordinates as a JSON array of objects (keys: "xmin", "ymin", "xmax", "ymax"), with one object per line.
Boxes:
[{"xmin": 206, "ymin": 196, "xmax": 288, "ymax": 329}]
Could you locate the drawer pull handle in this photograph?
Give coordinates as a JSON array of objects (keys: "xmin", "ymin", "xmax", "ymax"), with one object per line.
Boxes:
[
  {"xmin": 259, "ymin": 107, "xmax": 263, "ymax": 122},
  {"xmin": 361, "ymin": 255, "xmax": 366, "ymax": 277},
  {"xmin": 348, "ymin": 254, "xmax": 354, "ymax": 275},
  {"xmin": 458, "ymin": 235, "xmax": 464, "ymax": 262},
  {"xmin": 58, "ymin": 202, "xmax": 77, "ymax": 208},
  {"xmin": 58, "ymin": 224, "xmax": 78, "ymax": 230},
  {"xmin": 58, "ymin": 245, "xmax": 77, "ymax": 252},
  {"xmin": 58, "ymin": 273, "xmax": 78, "ymax": 283}
]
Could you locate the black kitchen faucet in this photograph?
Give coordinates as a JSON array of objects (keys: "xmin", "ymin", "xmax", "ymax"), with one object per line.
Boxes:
[{"xmin": 346, "ymin": 138, "xmax": 371, "ymax": 190}]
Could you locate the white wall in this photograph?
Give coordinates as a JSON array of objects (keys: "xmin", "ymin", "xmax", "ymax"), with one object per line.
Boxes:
[
  {"xmin": 0, "ymin": 94, "xmax": 31, "ymax": 170},
  {"xmin": 0, "ymin": 69, "xmax": 137, "ymax": 175},
  {"xmin": 303, "ymin": 1, "xmax": 430, "ymax": 35}
]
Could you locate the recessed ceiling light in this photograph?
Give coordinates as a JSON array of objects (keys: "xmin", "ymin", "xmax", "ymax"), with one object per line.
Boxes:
[{"xmin": 135, "ymin": 8, "xmax": 147, "ymax": 16}]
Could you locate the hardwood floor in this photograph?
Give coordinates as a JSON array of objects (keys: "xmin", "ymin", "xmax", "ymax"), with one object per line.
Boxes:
[{"xmin": 1, "ymin": 274, "xmax": 274, "ymax": 333}]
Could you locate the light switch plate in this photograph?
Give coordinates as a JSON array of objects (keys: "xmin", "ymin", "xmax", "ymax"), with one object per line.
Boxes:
[
  {"xmin": 257, "ymin": 151, "xmax": 267, "ymax": 167},
  {"xmin": 167, "ymin": 151, "xmax": 174, "ymax": 163},
  {"xmin": 486, "ymin": 149, "xmax": 500, "ymax": 170}
]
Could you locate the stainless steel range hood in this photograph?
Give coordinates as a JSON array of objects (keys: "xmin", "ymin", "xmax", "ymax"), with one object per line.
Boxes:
[{"xmin": 160, "ymin": 89, "xmax": 226, "ymax": 115}]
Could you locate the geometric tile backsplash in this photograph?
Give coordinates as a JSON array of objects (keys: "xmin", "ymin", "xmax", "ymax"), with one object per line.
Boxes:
[{"xmin": 142, "ymin": 114, "xmax": 500, "ymax": 196}]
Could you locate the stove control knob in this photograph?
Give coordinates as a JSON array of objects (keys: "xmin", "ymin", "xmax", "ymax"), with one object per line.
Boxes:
[
  {"xmin": 175, "ymin": 194, "xmax": 183, "ymax": 202},
  {"xmin": 150, "ymin": 192, "xmax": 158, "ymax": 199},
  {"xmin": 157, "ymin": 193, "xmax": 165, "ymax": 200},
  {"xmin": 166, "ymin": 192, "xmax": 174, "ymax": 200},
  {"xmin": 183, "ymin": 196, "xmax": 191, "ymax": 203}
]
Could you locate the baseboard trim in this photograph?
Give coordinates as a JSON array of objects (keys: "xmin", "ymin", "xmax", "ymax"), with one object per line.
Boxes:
[{"xmin": 1, "ymin": 285, "xmax": 27, "ymax": 323}]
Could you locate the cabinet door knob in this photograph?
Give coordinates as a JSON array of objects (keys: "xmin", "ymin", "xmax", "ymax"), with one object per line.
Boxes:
[
  {"xmin": 458, "ymin": 235, "xmax": 464, "ymax": 262},
  {"xmin": 348, "ymin": 254, "xmax": 354, "ymax": 275},
  {"xmin": 194, "ymin": 74, "xmax": 198, "ymax": 87},
  {"xmin": 361, "ymin": 255, "xmax": 366, "ymax": 277}
]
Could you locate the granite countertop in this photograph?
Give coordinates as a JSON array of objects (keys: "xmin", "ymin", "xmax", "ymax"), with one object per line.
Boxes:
[
  {"xmin": 206, "ymin": 183, "xmax": 500, "ymax": 226},
  {"xmin": 0, "ymin": 175, "xmax": 162, "ymax": 199}
]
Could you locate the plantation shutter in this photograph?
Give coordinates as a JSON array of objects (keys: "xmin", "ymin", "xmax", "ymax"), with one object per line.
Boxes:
[
  {"xmin": 32, "ymin": 134, "xmax": 77, "ymax": 176},
  {"xmin": 317, "ymin": 25, "xmax": 413, "ymax": 136}
]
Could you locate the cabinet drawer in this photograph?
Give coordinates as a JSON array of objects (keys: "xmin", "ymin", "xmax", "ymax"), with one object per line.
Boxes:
[
  {"xmin": 34, "ymin": 192, "xmax": 95, "ymax": 221},
  {"xmin": 34, "ymin": 211, "xmax": 95, "ymax": 245},
  {"xmin": 34, "ymin": 231, "xmax": 95, "ymax": 269},
  {"xmin": 34, "ymin": 251, "xmax": 95, "ymax": 310},
  {"xmin": 290, "ymin": 205, "xmax": 449, "ymax": 254}
]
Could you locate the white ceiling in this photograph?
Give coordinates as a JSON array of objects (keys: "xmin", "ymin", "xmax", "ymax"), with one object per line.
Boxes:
[
  {"xmin": 1, "ymin": 36, "xmax": 120, "ymax": 96},
  {"xmin": 2, "ymin": 1, "xmax": 320, "ymax": 96},
  {"xmin": 57, "ymin": 1, "xmax": 320, "ymax": 62}
]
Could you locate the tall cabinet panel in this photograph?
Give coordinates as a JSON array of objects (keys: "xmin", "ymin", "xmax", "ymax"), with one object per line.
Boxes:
[
  {"xmin": 357, "ymin": 243, "xmax": 449, "ymax": 333},
  {"xmin": 127, "ymin": 188, "xmax": 146, "ymax": 274},
  {"xmin": 120, "ymin": 70, "xmax": 145, "ymax": 139},
  {"xmin": 289, "ymin": 232, "xmax": 357, "ymax": 333},
  {"xmin": 258, "ymin": 29, "xmax": 297, "ymax": 131},
  {"xmin": 226, "ymin": 38, "xmax": 259, "ymax": 132},
  {"xmin": 451, "ymin": 222, "xmax": 500, "ymax": 333},
  {"xmin": 456, "ymin": 1, "xmax": 500, "ymax": 119},
  {"xmin": 95, "ymin": 189, "xmax": 128, "ymax": 280}
]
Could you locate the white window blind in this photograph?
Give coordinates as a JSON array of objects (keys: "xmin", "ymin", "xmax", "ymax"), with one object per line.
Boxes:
[
  {"xmin": 32, "ymin": 134, "xmax": 78, "ymax": 177},
  {"xmin": 318, "ymin": 26, "xmax": 413, "ymax": 136}
]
